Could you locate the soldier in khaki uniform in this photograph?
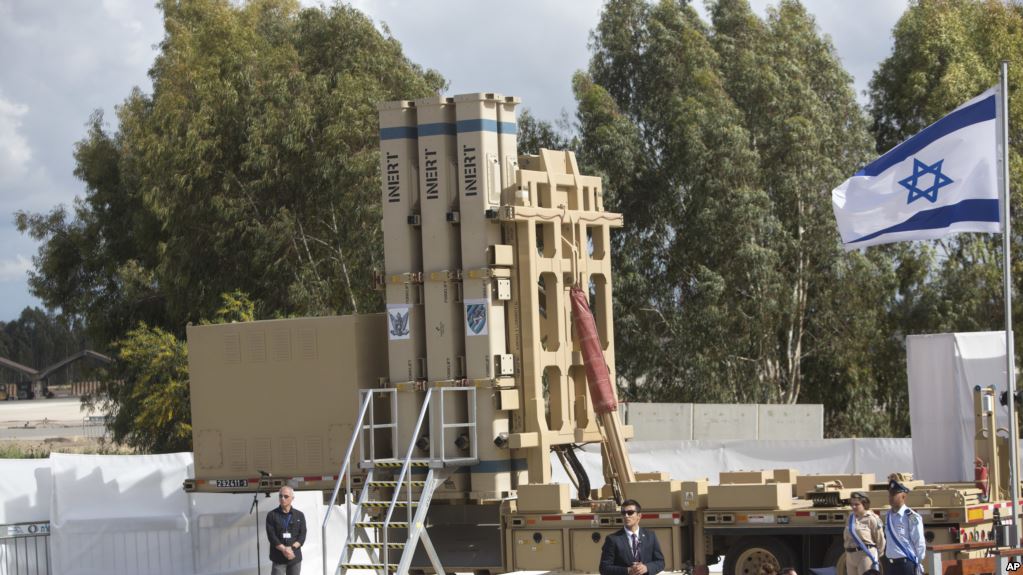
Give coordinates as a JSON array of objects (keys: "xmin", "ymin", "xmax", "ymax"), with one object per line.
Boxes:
[{"xmin": 843, "ymin": 492, "xmax": 885, "ymax": 575}]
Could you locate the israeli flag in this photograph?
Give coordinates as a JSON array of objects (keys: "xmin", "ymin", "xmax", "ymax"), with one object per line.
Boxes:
[{"xmin": 832, "ymin": 87, "xmax": 1001, "ymax": 248}]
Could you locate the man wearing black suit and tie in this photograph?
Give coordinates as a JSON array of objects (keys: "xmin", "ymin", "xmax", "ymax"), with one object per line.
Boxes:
[{"xmin": 600, "ymin": 499, "xmax": 665, "ymax": 575}]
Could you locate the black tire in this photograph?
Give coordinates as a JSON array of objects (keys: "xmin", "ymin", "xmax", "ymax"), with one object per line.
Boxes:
[{"xmin": 723, "ymin": 536, "xmax": 798, "ymax": 575}]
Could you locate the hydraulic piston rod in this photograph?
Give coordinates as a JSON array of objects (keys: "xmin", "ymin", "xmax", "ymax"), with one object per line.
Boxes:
[{"xmin": 570, "ymin": 285, "xmax": 635, "ymax": 500}]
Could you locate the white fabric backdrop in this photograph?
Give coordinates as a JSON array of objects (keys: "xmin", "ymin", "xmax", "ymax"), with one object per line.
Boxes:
[
  {"xmin": 45, "ymin": 453, "xmax": 333, "ymax": 575},
  {"xmin": 907, "ymin": 332, "xmax": 1009, "ymax": 482},
  {"xmin": 0, "ymin": 439, "xmax": 915, "ymax": 574},
  {"xmin": 0, "ymin": 458, "xmax": 52, "ymax": 575},
  {"xmin": 189, "ymin": 491, "xmax": 330, "ymax": 575},
  {"xmin": 551, "ymin": 438, "xmax": 911, "ymax": 487},
  {"xmin": 0, "ymin": 458, "xmax": 50, "ymax": 523},
  {"xmin": 50, "ymin": 452, "xmax": 194, "ymax": 575}
]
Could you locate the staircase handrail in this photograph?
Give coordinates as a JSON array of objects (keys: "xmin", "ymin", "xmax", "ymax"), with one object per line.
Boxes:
[
  {"xmin": 382, "ymin": 387, "xmax": 434, "ymax": 568},
  {"xmin": 322, "ymin": 390, "xmax": 374, "ymax": 574}
]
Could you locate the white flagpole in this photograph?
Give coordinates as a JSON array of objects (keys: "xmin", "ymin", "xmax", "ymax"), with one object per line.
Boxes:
[{"xmin": 1000, "ymin": 59, "xmax": 1021, "ymax": 544}]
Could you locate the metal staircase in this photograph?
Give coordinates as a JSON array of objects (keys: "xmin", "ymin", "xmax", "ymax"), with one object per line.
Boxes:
[{"xmin": 322, "ymin": 386, "xmax": 477, "ymax": 575}]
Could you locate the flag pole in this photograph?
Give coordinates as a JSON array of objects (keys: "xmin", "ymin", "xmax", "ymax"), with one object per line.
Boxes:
[{"xmin": 1000, "ymin": 59, "xmax": 1021, "ymax": 545}]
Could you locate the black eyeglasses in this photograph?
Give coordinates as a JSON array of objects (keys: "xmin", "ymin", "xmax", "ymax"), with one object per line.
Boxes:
[
  {"xmin": 622, "ymin": 509, "xmax": 637, "ymax": 516},
  {"xmin": 279, "ymin": 494, "xmax": 292, "ymax": 499}
]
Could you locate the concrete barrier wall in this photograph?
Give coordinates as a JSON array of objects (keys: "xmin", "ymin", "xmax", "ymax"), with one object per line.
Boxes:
[
  {"xmin": 757, "ymin": 404, "xmax": 824, "ymax": 439},
  {"xmin": 620, "ymin": 402, "xmax": 824, "ymax": 441}
]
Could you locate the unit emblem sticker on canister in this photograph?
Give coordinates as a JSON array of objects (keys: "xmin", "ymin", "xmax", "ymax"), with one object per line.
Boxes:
[
  {"xmin": 464, "ymin": 299, "xmax": 488, "ymax": 336},
  {"xmin": 387, "ymin": 304, "xmax": 412, "ymax": 340}
]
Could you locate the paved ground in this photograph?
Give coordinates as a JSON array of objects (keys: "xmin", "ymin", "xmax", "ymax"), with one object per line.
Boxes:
[{"xmin": 0, "ymin": 398, "xmax": 107, "ymax": 441}]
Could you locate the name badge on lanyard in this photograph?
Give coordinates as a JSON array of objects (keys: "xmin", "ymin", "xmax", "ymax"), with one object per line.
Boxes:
[{"xmin": 283, "ymin": 513, "xmax": 293, "ymax": 539}]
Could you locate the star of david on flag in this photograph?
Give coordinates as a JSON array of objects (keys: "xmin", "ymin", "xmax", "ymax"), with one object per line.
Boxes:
[
  {"xmin": 900, "ymin": 158, "xmax": 954, "ymax": 204},
  {"xmin": 832, "ymin": 86, "xmax": 1002, "ymax": 248}
]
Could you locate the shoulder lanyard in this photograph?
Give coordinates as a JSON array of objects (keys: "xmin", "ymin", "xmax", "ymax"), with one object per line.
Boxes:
[
  {"xmin": 848, "ymin": 513, "xmax": 879, "ymax": 572},
  {"xmin": 885, "ymin": 509, "xmax": 918, "ymax": 569}
]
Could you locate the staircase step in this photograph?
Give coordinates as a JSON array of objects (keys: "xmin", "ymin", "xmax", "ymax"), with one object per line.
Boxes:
[
  {"xmin": 340, "ymin": 564, "xmax": 398, "ymax": 572},
  {"xmin": 348, "ymin": 542, "xmax": 405, "ymax": 549},
  {"xmin": 361, "ymin": 459, "xmax": 431, "ymax": 469},
  {"xmin": 356, "ymin": 521, "xmax": 408, "ymax": 528},
  {"xmin": 363, "ymin": 500, "xmax": 419, "ymax": 508},
  {"xmin": 367, "ymin": 481, "xmax": 426, "ymax": 488}
]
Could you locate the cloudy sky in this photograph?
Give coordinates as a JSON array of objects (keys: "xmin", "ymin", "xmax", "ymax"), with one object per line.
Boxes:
[{"xmin": 0, "ymin": 0, "xmax": 907, "ymax": 323}]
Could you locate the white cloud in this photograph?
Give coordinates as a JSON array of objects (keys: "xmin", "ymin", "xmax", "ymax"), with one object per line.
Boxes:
[
  {"xmin": 354, "ymin": 0, "xmax": 901, "ymax": 120},
  {"xmin": 0, "ymin": 90, "xmax": 60, "ymax": 214},
  {"xmin": 0, "ymin": 94, "xmax": 32, "ymax": 184},
  {"xmin": 0, "ymin": 254, "xmax": 32, "ymax": 283},
  {"xmin": 101, "ymin": 0, "xmax": 157, "ymax": 69},
  {"xmin": 102, "ymin": 0, "xmax": 144, "ymax": 33},
  {"xmin": 350, "ymin": 0, "xmax": 603, "ymax": 122}
]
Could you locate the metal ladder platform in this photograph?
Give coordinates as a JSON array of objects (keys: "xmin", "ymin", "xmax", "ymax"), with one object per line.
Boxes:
[{"xmin": 322, "ymin": 386, "xmax": 477, "ymax": 575}]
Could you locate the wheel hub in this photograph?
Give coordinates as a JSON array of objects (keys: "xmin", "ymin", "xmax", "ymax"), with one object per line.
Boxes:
[{"xmin": 735, "ymin": 547, "xmax": 781, "ymax": 575}]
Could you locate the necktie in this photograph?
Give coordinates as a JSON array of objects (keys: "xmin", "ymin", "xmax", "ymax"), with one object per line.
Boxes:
[{"xmin": 632, "ymin": 534, "xmax": 639, "ymax": 559}]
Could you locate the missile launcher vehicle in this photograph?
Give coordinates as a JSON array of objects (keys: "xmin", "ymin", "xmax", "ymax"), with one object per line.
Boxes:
[{"xmin": 185, "ymin": 93, "xmax": 1016, "ymax": 575}]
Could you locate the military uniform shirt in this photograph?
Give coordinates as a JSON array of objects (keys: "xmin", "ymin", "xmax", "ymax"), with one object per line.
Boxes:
[
  {"xmin": 844, "ymin": 510, "xmax": 885, "ymax": 550},
  {"xmin": 884, "ymin": 506, "xmax": 926, "ymax": 562},
  {"xmin": 844, "ymin": 511, "xmax": 885, "ymax": 575}
]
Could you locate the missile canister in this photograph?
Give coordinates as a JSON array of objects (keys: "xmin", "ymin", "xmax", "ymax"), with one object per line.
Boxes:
[
  {"xmin": 415, "ymin": 96, "xmax": 471, "ymax": 489},
  {"xmin": 454, "ymin": 93, "xmax": 519, "ymax": 498},
  {"xmin": 379, "ymin": 100, "xmax": 426, "ymax": 458}
]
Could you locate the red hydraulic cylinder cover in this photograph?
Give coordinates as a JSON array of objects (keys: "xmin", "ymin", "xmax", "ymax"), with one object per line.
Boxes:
[
  {"xmin": 570, "ymin": 285, "xmax": 617, "ymax": 414},
  {"xmin": 975, "ymin": 457, "xmax": 989, "ymax": 499}
]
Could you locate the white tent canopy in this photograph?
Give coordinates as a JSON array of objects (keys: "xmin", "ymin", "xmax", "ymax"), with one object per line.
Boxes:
[{"xmin": 907, "ymin": 331, "xmax": 1010, "ymax": 482}]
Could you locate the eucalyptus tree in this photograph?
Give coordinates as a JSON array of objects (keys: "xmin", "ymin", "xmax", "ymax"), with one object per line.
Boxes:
[
  {"xmin": 18, "ymin": 0, "xmax": 445, "ymax": 347},
  {"xmin": 869, "ymin": 0, "xmax": 1023, "ymax": 339},
  {"xmin": 580, "ymin": 0, "xmax": 784, "ymax": 404},
  {"xmin": 577, "ymin": 0, "xmax": 895, "ymax": 435}
]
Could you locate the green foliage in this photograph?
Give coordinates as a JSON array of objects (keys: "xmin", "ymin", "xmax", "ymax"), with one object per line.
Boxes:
[
  {"xmin": 17, "ymin": 0, "xmax": 442, "ymax": 453},
  {"xmin": 0, "ymin": 308, "xmax": 91, "ymax": 385},
  {"xmin": 0, "ymin": 442, "xmax": 128, "ymax": 459},
  {"xmin": 18, "ymin": 0, "xmax": 1023, "ymax": 442},
  {"xmin": 577, "ymin": 0, "xmax": 904, "ymax": 435},
  {"xmin": 17, "ymin": 0, "xmax": 444, "ymax": 349},
  {"xmin": 517, "ymin": 109, "xmax": 574, "ymax": 155},
  {"xmin": 581, "ymin": 0, "xmax": 779, "ymax": 405},
  {"xmin": 92, "ymin": 322, "xmax": 192, "ymax": 453},
  {"xmin": 0, "ymin": 445, "xmax": 51, "ymax": 459},
  {"xmin": 868, "ymin": 0, "xmax": 1023, "ymax": 359},
  {"xmin": 869, "ymin": 0, "xmax": 1023, "ymax": 153},
  {"xmin": 85, "ymin": 291, "xmax": 257, "ymax": 453},
  {"xmin": 211, "ymin": 290, "xmax": 257, "ymax": 324}
]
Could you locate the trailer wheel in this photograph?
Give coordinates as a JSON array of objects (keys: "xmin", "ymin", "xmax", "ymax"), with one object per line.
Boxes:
[{"xmin": 723, "ymin": 537, "xmax": 797, "ymax": 575}]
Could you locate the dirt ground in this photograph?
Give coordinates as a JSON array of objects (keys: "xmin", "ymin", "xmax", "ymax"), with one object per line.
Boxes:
[
  {"xmin": 0, "ymin": 435, "xmax": 134, "ymax": 457},
  {"xmin": 4, "ymin": 435, "xmax": 126, "ymax": 450}
]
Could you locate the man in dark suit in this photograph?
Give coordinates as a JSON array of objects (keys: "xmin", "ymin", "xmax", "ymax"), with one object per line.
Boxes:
[{"xmin": 600, "ymin": 499, "xmax": 665, "ymax": 575}]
